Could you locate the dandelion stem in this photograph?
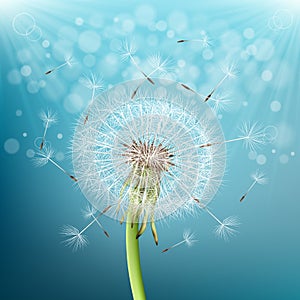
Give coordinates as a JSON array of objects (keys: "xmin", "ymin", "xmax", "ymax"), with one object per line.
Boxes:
[
  {"xmin": 240, "ymin": 180, "xmax": 257, "ymax": 202},
  {"xmin": 126, "ymin": 221, "xmax": 146, "ymax": 300},
  {"xmin": 40, "ymin": 120, "xmax": 49, "ymax": 149},
  {"xmin": 204, "ymin": 207, "xmax": 223, "ymax": 225},
  {"xmin": 200, "ymin": 136, "xmax": 247, "ymax": 148},
  {"xmin": 47, "ymin": 157, "xmax": 77, "ymax": 181},
  {"xmin": 129, "ymin": 54, "xmax": 154, "ymax": 85}
]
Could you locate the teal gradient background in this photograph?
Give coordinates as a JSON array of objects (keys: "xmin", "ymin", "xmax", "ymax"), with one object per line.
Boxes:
[{"xmin": 0, "ymin": 1, "xmax": 299, "ymax": 299}]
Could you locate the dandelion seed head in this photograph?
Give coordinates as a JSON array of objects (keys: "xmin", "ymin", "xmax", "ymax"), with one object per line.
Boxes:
[
  {"xmin": 60, "ymin": 225, "xmax": 88, "ymax": 251},
  {"xmin": 215, "ymin": 216, "xmax": 240, "ymax": 241},
  {"xmin": 201, "ymin": 33, "xmax": 212, "ymax": 48},
  {"xmin": 147, "ymin": 53, "xmax": 174, "ymax": 75},
  {"xmin": 72, "ymin": 79, "xmax": 226, "ymax": 223},
  {"xmin": 251, "ymin": 170, "xmax": 268, "ymax": 185},
  {"xmin": 82, "ymin": 204, "xmax": 98, "ymax": 219},
  {"xmin": 32, "ymin": 145, "xmax": 54, "ymax": 167},
  {"xmin": 119, "ymin": 40, "xmax": 137, "ymax": 61},
  {"xmin": 39, "ymin": 109, "xmax": 57, "ymax": 126},
  {"xmin": 64, "ymin": 54, "xmax": 75, "ymax": 67},
  {"xmin": 207, "ymin": 92, "xmax": 234, "ymax": 113},
  {"xmin": 221, "ymin": 62, "xmax": 238, "ymax": 78},
  {"xmin": 239, "ymin": 122, "xmax": 266, "ymax": 151},
  {"xmin": 183, "ymin": 230, "xmax": 198, "ymax": 247},
  {"xmin": 80, "ymin": 73, "xmax": 104, "ymax": 91}
]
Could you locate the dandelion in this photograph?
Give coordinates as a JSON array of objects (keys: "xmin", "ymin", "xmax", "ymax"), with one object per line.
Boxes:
[
  {"xmin": 38, "ymin": 109, "xmax": 57, "ymax": 150},
  {"xmin": 72, "ymin": 79, "xmax": 226, "ymax": 299},
  {"xmin": 162, "ymin": 230, "xmax": 198, "ymax": 253},
  {"xmin": 82, "ymin": 204, "xmax": 110, "ymax": 237},
  {"xmin": 45, "ymin": 54, "xmax": 75, "ymax": 75},
  {"xmin": 33, "ymin": 146, "xmax": 77, "ymax": 182},
  {"xmin": 204, "ymin": 62, "xmax": 237, "ymax": 102},
  {"xmin": 131, "ymin": 54, "xmax": 173, "ymax": 99},
  {"xmin": 119, "ymin": 40, "xmax": 154, "ymax": 85},
  {"xmin": 193, "ymin": 198, "xmax": 240, "ymax": 241},
  {"xmin": 61, "ymin": 205, "xmax": 111, "ymax": 251},
  {"xmin": 199, "ymin": 122, "xmax": 266, "ymax": 151},
  {"xmin": 240, "ymin": 170, "xmax": 268, "ymax": 202},
  {"xmin": 80, "ymin": 73, "xmax": 104, "ymax": 124}
]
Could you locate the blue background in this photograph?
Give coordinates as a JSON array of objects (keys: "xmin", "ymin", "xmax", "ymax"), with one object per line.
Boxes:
[{"xmin": 0, "ymin": 0, "xmax": 299, "ymax": 299}]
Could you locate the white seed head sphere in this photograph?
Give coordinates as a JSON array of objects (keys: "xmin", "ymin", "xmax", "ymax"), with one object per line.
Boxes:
[{"xmin": 72, "ymin": 79, "xmax": 226, "ymax": 222}]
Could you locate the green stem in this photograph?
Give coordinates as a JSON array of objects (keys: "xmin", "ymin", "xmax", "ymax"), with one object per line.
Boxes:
[{"xmin": 126, "ymin": 221, "xmax": 146, "ymax": 300}]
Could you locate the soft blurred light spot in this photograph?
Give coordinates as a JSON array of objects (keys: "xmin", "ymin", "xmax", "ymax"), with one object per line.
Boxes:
[
  {"xmin": 270, "ymin": 100, "xmax": 281, "ymax": 112},
  {"xmin": 64, "ymin": 93, "xmax": 85, "ymax": 113},
  {"xmin": 202, "ymin": 49, "xmax": 213, "ymax": 60},
  {"xmin": 75, "ymin": 17, "xmax": 84, "ymax": 26},
  {"xmin": 156, "ymin": 20, "xmax": 167, "ymax": 31},
  {"xmin": 42, "ymin": 40, "xmax": 50, "ymax": 48},
  {"xmin": 135, "ymin": 5, "xmax": 156, "ymax": 25},
  {"xmin": 261, "ymin": 70, "xmax": 273, "ymax": 81},
  {"xmin": 26, "ymin": 149, "xmax": 35, "ymax": 158},
  {"xmin": 20, "ymin": 65, "xmax": 32, "ymax": 77},
  {"xmin": 55, "ymin": 152, "xmax": 65, "ymax": 161},
  {"xmin": 4, "ymin": 138, "xmax": 20, "ymax": 154},
  {"xmin": 168, "ymin": 11, "xmax": 188, "ymax": 33},
  {"xmin": 167, "ymin": 30, "xmax": 175, "ymax": 38},
  {"xmin": 243, "ymin": 27, "xmax": 255, "ymax": 39},
  {"xmin": 78, "ymin": 30, "xmax": 101, "ymax": 53},
  {"xmin": 17, "ymin": 49, "xmax": 31, "ymax": 63},
  {"xmin": 27, "ymin": 81, "xmax": 40, "ymax": 94},
  {"xmin": 279, "ymin": 154, "xmax": 289, "ymax": 164},
  {"xmin": 26, "ymin": 26, "xmax": 42, "ymax": 42},
  {"xmin": 16, "ymin": 109, "xmax": 22, "ymax": 117},
  {"xmin": 7, "ymin": 69, "xmax": 22, "ymax": 84},
  {"xmin": 256, "ymin": 154, "xmax": 267, "ymax": 165},
  {"xmin": 83, "ymin": 54, "xmax": 96, "ymax": 67},
  {"xmin": 122, "ymin": 19, "xmax": 135, "ymax": 32},
  {"xmin": 254, "ymin": 39, "xmax": 274, "ymax": 61},
  {"xmin": 12, "ymin": 12, "xmax": 36, "ymax": 36},
  {"xmin": 248, "ymin": 151, "xmax": 257, "ymax": 160}
]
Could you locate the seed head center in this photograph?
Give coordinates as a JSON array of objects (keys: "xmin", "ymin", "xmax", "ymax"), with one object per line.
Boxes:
[{"xmin": 122, "ymin": 139, "xmax": 174, "ymax": 172}]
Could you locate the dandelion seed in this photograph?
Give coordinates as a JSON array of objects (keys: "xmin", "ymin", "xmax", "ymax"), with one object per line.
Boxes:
[
  {"xmin": 45, "ymin": 54, "xmax": 75, "ymax": 75},
  {"xmin": 131, "ymin": 54, "xmax": 173, "ymax": 98},
  {"xmin": 162, "ymin": 230, "xmax": 198, "ymax": 253},
  {"xmin": 214, "ymin": 216, "xmax": 240, "ymax": 241},
  {"xmin": 33, "ymin": 146, "xmax": 77, "ymax": 182},
  {"xmin": 199, "ymin": 122, "xmax": 266, "ymax": 151},
  {"xmin": 80, "ymin": 73, "xmax": 104, "ymax": 124},
  {"xmin": 177, "ymin": 34, "xmax": 212, "ymax": 48},
  {"xmin": 82, "ymin": 204, "xmax": 110, "ymax": 237},
  {"xmin": 60, "ymin": 225, "xmax": 88, "ymax": 251},
  {"xmin": 61, "ymin": 205, "xmax": 112, "ymax": 251},
  {"xmin": 240, "ymin": 170, "xmax": 268, "ymax": 202},
  {"xmin": 193, "ymin": 198, "xmax": 240, "ymax": 241},
  {"xmin": 203, "ymin": 92, "xmax": 234, "ymax": 113},
  {"xmin": 204, "ymin": 62, "xmax": 237, "ymax": 102},
  {"xmin": 119, "ymin": 40, "xmax": 154, "ymax": 85},
  {"xmin": 38, "ymin": 109, "xmax": 57, "ymax": 150},
  {"xmin": 180, "ymin": 83, "xmax": 196, "ymax": 93}
]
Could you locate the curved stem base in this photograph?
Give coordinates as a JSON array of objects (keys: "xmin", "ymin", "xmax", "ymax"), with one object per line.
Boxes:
[{"xmin": 126, "ymin": 222, "xmax": 146, "ymax": 300}]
